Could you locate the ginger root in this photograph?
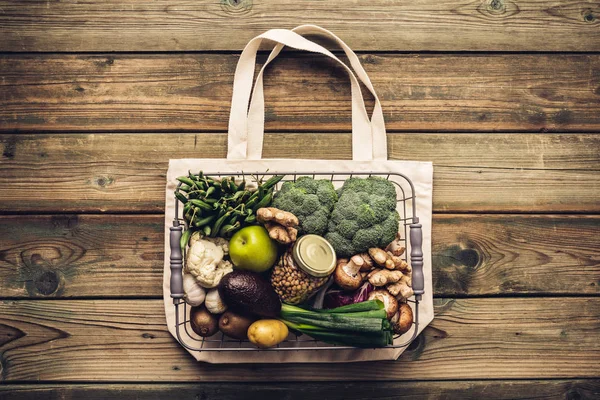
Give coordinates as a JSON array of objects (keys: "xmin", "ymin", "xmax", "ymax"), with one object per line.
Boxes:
[
  {"xmin": 385, "ymin": 233, "xmax": 405, "ymax": 257},
  {"xmin": 265, "ymin": 222, "xmax": 298, "ymax": 244},
  {"xmin": 368, "ymin": 269, "xmax": 403, "ymax": 287},
  {"xmin": 389, "ymin": 252, "xmax": 409, "ymax": 271},
  {"xmin": 257, "ymin": 207, "xmax": 299, "ymax": 244},
  {"xmin": 387, "ymin": 281, "xmax": 413, "ymax": 299},
  {"xmin": 369, "ymin": 247, "xmax": 407, "ymax": 270},
  {"xmin": 257, "ymin": 207, "xmax": 299, "ymax": 227}
]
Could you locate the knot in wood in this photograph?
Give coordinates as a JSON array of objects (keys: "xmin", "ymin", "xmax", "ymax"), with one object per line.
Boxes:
[
  {"xmin": 34, "ymin": 270, "xmax": 60, "ymax": 296},
  {"xmin": 583, "ymin": 10, "xmax": 595, "ymax": 23},
  {"xmin": 220, "ymin": 0, "xmax": 253, "ymax": 15},
  {"xmin": 94, "ymin": 175, "xmax": 114, "ymax": 189},
  {"xmin": 488, "ymin": 0, "xmax": 505, "ymax": 14},
  {"xmin": 566, "ymin": 389, "xmax": 582, "ymax": 400}
]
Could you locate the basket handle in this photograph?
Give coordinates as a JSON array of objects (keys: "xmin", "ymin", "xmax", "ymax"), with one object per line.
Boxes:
[
  {"xmin": 227, "ymin": 26, "xmax": 386, "ymax": 162},
  {"xmin": 169, "ymin": 225, "xmax": 185, "ymax": 301},
  {"xmin": 409, "ymin": 221, "xmax": 424, "ymax": 301}
]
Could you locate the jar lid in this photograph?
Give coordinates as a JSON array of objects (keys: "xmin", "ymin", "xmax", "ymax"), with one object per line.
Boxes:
[{"xmin": 292, "ymin": 235, "xmax": 337, "ymax": 278}]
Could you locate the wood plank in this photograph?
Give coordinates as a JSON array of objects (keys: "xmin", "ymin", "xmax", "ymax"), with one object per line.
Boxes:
[
  {"xmin": 432, "ymin": 215, "xmax": 600, "ymax": 296},
  {"xmin": 0, "ymin": 214, "xmax": 598, "ymax": 298},
  {"xmin": 1, "ymin": 54, "xmax": 599, "ymax": 132},
  {"xmin": 0, "ymin": 1, "xmax": 598, "ymax": 52},
  {"xmin": 0, "ymin": 298, "xmax": 598, "ymax": 381},
  {"xmin": 1, "ymin": 380, "xmax": 599, "ymax": 400},
  {"xmin": 1, "ymin": 133, "xmax": 599, "ymax": 213},
  {"xmin": 0, "ymin": 215, "xmax": 163, "ymax": 298}
]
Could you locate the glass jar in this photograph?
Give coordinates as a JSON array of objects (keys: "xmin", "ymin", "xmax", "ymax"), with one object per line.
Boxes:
[{"xmin": 271, "ymin": 235, "xmax": 336, "ymax": 305}]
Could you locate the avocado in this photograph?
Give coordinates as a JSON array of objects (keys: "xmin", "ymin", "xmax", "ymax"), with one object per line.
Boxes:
[{"xmin": 218, "ymin": 271, "xmax": 281, "ymax": 318}]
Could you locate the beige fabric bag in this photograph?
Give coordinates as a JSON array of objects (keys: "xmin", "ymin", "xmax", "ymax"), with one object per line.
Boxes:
[{"xmin": 163, "ymin": 25, "xmax": 433, "ymax": 363}]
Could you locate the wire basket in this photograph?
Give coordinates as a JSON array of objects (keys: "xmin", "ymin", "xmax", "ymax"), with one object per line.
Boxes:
[{"xmin": 169, "ymin": 172, "xmax": 424, "ymax": 352}]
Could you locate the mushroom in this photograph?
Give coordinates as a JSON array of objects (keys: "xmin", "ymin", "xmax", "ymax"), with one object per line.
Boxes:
[
  {"xmin": 391, "ymin": 303, "xmax": 413, "ymax": 335},
  {"xmin": 356, "ymin": 252, "xmax": 374, "ymax": 272},
  {"xmin": 368, "ymin": 289, "xmax": 399, "ymax": 320},
  {"xmin": 334, "ymin": 255, "xmax": 364, "ymax": 291}
]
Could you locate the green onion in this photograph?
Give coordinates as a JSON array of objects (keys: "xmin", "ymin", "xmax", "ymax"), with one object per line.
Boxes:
[{"xmin": 279, "ymin": 301, "xmax": 393, "ymax": 348}]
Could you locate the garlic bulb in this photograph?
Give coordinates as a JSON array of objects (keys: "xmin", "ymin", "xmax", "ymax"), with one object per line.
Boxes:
[
  {"xmin": 205, "ymin": 288, "xmax": 227, "ymax": 314},
  {"xmin": 183, "ymin": 274, "xmax": 206, "ymax": 306}
]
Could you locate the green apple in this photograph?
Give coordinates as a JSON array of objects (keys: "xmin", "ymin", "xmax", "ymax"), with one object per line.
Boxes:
[{"xmin": 229, "ymin": 226, "xmax": 278, "ymax": 272}]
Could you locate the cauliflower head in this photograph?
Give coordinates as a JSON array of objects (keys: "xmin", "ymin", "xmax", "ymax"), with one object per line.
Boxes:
[
  {"xmin": 325, "ymin": 177, "xmax": 399, "ymax": 257},
  {"xmin": 189, "ymin": 232, "xmax": 229, "ymax": 255},
  {"xmin": 185, "ymin": 237, "xmax": 233, "ymax": 288},
  {"xmin": 272, "ymin": 176, "xmax": 337, "ymax": 236}
]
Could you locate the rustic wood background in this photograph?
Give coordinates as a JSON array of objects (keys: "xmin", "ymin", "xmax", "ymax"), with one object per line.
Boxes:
[{"xmin": 1, "ymin": 0, "xmax": 599, "ymax": 399}]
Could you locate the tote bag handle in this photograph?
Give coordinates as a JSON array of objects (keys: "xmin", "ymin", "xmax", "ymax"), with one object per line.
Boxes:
[
  {"xmin": 227, "ymin": 27, "xmax": 387, "ymax": 161},
  {"xmin": 247, "ymin": 25, "xmax": 387, "ymax": 161}
]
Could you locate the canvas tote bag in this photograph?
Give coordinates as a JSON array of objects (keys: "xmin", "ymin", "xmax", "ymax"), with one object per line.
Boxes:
[{"xmin": 163, "ymin": 25, "xmax": 434, "ymax": 363}]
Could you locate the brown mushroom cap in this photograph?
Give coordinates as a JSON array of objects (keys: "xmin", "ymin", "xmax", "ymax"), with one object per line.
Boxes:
[
  {"xmin": 333, "ymin": 258, "xmax": 363, "ymax": 291},
  {"xmin": 392, "ymin": 303, "xmax": 414, "ymax": 335},
  {"xmin": 367, "ymin": 289, "xmax": 399, "ymax": 320}
]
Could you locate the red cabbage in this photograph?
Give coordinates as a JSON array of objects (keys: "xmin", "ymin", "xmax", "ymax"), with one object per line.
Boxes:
[{"xmin": 323, "ymin": 282, "xmax": 374, "ymax": 309}]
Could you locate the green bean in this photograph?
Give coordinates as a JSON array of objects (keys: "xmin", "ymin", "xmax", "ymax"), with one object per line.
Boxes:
[
  {"xmin": 210, "ymin": 211, "xmax": 232, "ymax": 238},
  {"xmin": 237, "ymin": 180, "xmax": 245, "ymax": 191},
  {"xmin": 179, "ymin": 184, "xmax": 191, "ymax": 192},
  {"xmin": 206, "ymin": 186, "xmax": 216, "ymax": 198},
  {"xmin": 229, "ymin": 179, "xmax": 238, "ymax": 192},
  {"xmin": 180, "ymin": 229, "xmax": 192, "ymax": 251},
  {"xmin": 252, "ymin": 189, "xmax": 273, "ymax": 212},
  {"xmin": 202, "ymin": 226, "xmax": 211, "ymax": 236},
  {"xmin": 183, "ymin": 202, "xmax": 192, "ymax": 214},
  {"xmin": 244, "ymin": 215, "xmax": 256, "ymax": 224},
  {"xmin": 261, "ymin": 175, "xmax": 284, "ymax": 190},
  {"xmin": 177, "ymin": 177, "xmax": 195, "ymax": 187},
  {"xmin": 228, "ymin": 213, "xmax": 240, "ymax": 226},
  {"xmin": 175, "ymin": 191, "xmax": 188, "ymax": 204},
  {"xmin": 245, "ymin": 195, "xmax": 259, "ymax": 209},
  {"xmin": 229, "ymin": 190, "xmax": 247, "ymax": 202},
  {"xmin": 219, "ymin": 221, "xmax": 241, "ymax": 237},
  {"xmin": 220, "ymin": 178, "xmax": 230, "ymax": 193},
  {"xmin": 204, "ymin": 197, "xmax": 218, "ymax": 204},
  {"xmin": 194, "ymin": 214, "xmax": 217, "ymax": 227},
  {"xmin": 189, "ymin": 199, "xmax": 213, "ymax": 211}
]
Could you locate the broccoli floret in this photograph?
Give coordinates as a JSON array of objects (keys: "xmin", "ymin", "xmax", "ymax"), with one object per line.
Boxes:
[
  {"xmin": 324, "ymin": 231, "xmax": 355, "ymax": 258},
  {"xmin": 327, "ymin": 176, "xmax": 400, "ymax": 257},
  {"xmin": 334, "ymin": 219, "xmax": 360, "ymax": 239},
  {"xmin": 272, "ymin": 177, "xmax": 337, "ymax": 236}
]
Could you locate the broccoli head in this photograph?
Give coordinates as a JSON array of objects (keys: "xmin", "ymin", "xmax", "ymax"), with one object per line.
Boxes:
[
  {"xmin": 325, "ymin": 177, "xmax": 399, "ymax": 257},
  {"xmin": 272, "ymin": 176, "xmax": 338, "ymax": 236}
]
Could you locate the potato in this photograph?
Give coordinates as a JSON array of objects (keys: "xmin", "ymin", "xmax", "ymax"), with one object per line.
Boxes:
[{"xmin": 247, "ymin": 319, "xmax": 289, "ymax": 349}]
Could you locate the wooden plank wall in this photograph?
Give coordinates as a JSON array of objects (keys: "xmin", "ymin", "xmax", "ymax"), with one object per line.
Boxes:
[{"xmin": 1, "ymin": 0, "xmax": 599, "ymax": 398}]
